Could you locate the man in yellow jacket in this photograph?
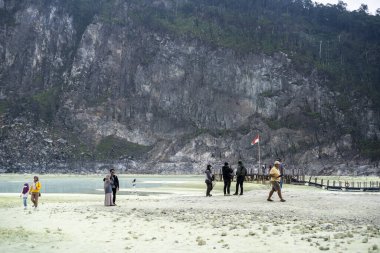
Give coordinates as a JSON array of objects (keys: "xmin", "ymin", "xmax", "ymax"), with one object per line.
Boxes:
[
  {"xmin": 30, "ymin": 176, "xmax": 41, "ymax": 208},
  {"xmin": 267, "ymin": 161, "xmax": 286, "ymax": 202}
]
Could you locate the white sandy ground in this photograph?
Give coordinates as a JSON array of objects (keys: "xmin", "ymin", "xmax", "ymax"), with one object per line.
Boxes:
[{"xmin": 0, "ymin": 184, "xmax": 379, "ymax": 253}]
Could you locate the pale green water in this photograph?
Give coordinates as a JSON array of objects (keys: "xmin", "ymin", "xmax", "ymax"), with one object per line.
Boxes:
[{"xmin": 0, "ymin": 174, "xmax": 204, "ymax": 194}]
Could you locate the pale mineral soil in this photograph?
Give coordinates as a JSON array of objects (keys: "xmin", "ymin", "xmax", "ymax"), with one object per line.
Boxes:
[{"xmin": 0, "ymin": 184, "xmax": 379, "ymax": 253}]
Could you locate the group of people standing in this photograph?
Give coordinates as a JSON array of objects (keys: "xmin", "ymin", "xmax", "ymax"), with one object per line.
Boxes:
[
  {"xmin": 20, "ymin": 176, "xmax": 42, "ymax": 209},
  {"xmin": 205, "ymin": 160, "xmax": 286, "ymax": 202},
  {"xmin": 19, "ymin": 170, "xmax": 122, "ymax": 209},
  {"xmin": 205, "ymin": 160, "xmax": 247, "ymax": 196}
]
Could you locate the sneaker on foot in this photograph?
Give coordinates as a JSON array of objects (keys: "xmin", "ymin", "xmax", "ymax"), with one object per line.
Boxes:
[
  {"xmin": 233, "ymin": 193, "xmax": 238, "ymax": 195},
  {"xmin": 267, "ymin": 199, "xmax": 273, "ymax": 202},
  {"xmin": 280, "ymin": 199, "xmax": 286, "ymax": 202}
]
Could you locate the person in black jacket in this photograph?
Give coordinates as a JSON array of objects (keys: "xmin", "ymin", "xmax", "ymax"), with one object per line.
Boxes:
[
  {"xmin": 110, "ymin": 168, "xmax": 119, "ymax": 205},
  {"xmin": 222, "ymin": 162, "xmax": 233, "ymax": 196},
  {"xmin": 233, "ymin": 161, "xmax": 247, "ymax": 195}
]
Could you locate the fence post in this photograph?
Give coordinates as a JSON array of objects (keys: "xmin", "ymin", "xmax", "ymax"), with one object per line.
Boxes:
[{"xmin": 302, "ymin": 168, "xmax": 305, "ymax": 182}]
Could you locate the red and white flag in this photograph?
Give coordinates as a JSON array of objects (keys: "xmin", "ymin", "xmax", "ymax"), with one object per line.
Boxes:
[{"xmin": 251, "ymin": 135, "xmax": 260, "ymax": 145}]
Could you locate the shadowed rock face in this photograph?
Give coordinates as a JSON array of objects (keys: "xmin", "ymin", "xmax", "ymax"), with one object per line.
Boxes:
[{"xmin": 0, "ymin": 1, "xmax": 379, "ymax": 174}]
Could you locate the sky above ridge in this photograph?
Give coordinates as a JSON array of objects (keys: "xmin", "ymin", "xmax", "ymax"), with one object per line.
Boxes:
[{"xmin": 315, "ymin": 0, "xmax": 380, "ymax": 14}]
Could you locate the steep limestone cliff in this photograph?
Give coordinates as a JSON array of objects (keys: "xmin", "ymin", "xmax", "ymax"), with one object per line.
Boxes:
[{"xmin": 0, "ymin": 0, "xmax": 379, "ymax": 174}]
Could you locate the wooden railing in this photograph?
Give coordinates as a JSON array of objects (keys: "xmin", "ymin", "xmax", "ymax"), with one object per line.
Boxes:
[
  {"xmin": 303, "ymin": 177, "xmax": 380, "ymax": 192},
  {"xmin": 213, "ymin": 171, "xmax": 380, "ymax": 192}
]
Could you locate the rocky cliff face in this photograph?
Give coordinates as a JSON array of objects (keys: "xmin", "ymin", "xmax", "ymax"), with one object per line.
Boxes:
[{"xmin": 0, "ymin": 0, "xmax": 379, "ymax": 175}]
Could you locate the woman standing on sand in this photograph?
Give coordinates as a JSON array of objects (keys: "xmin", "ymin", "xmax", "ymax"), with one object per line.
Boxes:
[
  {"xmin": 29, "ymin": 176, "xmax": 41, "ymax": 209},
  {"xmin": 104, "ymin": 175, "xmax": 114, "ymax": 206},
  {"xmin": 205, "ymin": 164, "xmax": 214, "ymax": 197}
]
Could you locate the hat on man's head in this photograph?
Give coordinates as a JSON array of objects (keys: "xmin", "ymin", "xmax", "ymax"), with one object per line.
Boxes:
[
  {"xmin": 274, "ymin": 161, "xmax": 281, "ymax": 165},
  {"xmin": 224, "ymin": 162, "xmax": 229, "ymax": 166}
]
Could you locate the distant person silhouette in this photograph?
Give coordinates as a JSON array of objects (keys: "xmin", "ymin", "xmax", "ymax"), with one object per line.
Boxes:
[{"xmin": 132, "ymin": 178, "xmax": 136, "ymax": 194}]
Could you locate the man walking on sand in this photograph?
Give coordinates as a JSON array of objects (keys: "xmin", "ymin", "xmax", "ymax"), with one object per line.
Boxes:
[
  {"xmin": 233, "ymin": 161, "xmax": 247, "ymax": 195},
  {"xmin": 267, "ymin": 161, "xmax": 286, "ymax": 202},
  {"xmin": 30, "ymin": 176, "xmax": 41, "ymax": 209}
]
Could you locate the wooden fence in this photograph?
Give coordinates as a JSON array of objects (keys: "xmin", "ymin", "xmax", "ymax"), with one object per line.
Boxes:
[
  {"xmin": 303, "ymin": 177, "xmax": 380, "ymax": 192},
  {"xmin": 214, "ymin": 170, "xmax": 380, "ymax": 192}
]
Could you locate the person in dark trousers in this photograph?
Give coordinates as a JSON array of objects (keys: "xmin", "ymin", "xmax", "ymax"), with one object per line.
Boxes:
[
  {"xmin": 222, "ymin": 162, "xmax": 233, "ymax": 196},
  {"xmin": 233, "ymin": 161, "xmax": 247, "ymax": 195},
  {"xmin": 110, "ymin": 168, "xmax": 119, "ymax": 205},
  {"xmin": 205, "ymin": 164, "xmax": 214, "ymax": 197}
]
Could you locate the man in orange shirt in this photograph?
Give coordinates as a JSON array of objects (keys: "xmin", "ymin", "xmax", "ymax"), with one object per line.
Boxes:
[{"xmin": 267, "ymin": 161, "xmax": 286, "ymax": 202}]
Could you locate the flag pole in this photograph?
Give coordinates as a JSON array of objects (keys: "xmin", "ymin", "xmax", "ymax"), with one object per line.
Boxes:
[{"xmin": 258, "ymin": 135, "xmax": 261, "ymax": 174}]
